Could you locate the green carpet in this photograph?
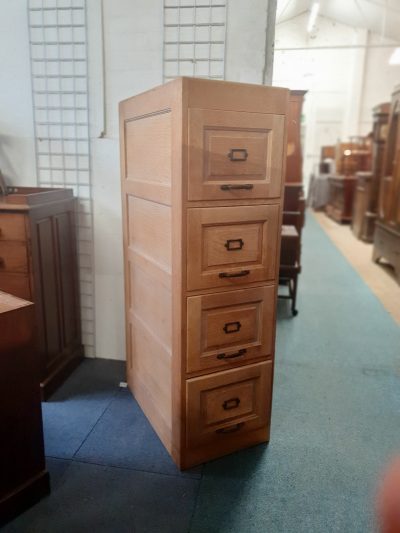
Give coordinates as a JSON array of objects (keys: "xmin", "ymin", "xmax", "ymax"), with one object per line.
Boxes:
[{"xmin": 189, "ymin": 213, "xmax": 400, "ymax": 533}]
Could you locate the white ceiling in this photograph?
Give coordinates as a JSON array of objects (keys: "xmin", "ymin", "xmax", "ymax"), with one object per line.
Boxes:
[{"xmin": 276, "ymin": 0, "xmax": 400, "ymax": 42}]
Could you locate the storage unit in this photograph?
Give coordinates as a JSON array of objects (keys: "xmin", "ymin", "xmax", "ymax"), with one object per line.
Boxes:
[
  {"xmin": 326, "ymin": 175, "xmax": 358, "ymax": 224},
  {"xmin": 285, "ymin": 90, "xmax": 307, "ymax": 184},
  {"xmin": 280, "ymin": 91, "xmax": 306, "ymax": 317},
  {"xmin": 0, "ymin": 187, "xmax": 83, "ymax": 399},
  {"xmin": 119, "ymin": 77, "xmax": 289, "ymax": 468},
  {"xmin": 0, "ymin": 291, "xmax": 49, "ymax": 526},
  {"xmin": 326, "ymin": 136, "xmax": 373, "ymax": 225},
  {"xmin": 352, "ymin": 103, "xmax": 390, "ymax": 242},
  {"xmin": 373, "ymin": 86, "xmax": 400, "ymax": 283}
]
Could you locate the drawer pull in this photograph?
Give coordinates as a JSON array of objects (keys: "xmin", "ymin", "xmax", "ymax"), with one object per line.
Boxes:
[
  {"xmin": 219, "ymin": 270, "xmax": 250, "ymax": 279},
  {"xmin": 0, "ymin": 257, "xmax": 4, "ymax": 268},
  {"xmin": 224, "ymin": 238, "xmax": 244, "ymax": 251},
  {"xmin": 217, "ymin": 348, "xmax": 247, "ymax": 360},
  {"xmin": 227, "ymin": 148, "xmax": 248, "ymax": 161},
  {"xmin": 216, "ymin": 422, "xmax": 244, "ymax": 434},
  {"xmin": 223, "ymin": 321, "xmax": 241, "ymax": 334},
  {"xmin": 220, "ymin": 184, "xmax": 253, "ymax": 191},
  {"xmin": 223, "ymin": 397, "xmax": 241, "ymax": 410}
]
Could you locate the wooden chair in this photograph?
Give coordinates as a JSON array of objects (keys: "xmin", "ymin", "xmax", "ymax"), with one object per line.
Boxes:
[{"xmin": 279, "ymin": 225, "xmax": 301, "ymax": 316}]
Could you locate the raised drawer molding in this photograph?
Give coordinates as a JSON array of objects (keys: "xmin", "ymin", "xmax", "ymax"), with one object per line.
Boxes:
[{"xmin": 120, "ymin": 77, "xmax": 289, "ymax": 468}]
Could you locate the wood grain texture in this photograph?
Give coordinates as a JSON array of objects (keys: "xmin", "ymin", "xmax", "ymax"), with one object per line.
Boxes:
[
  {"xmin": 187, "ymin": 286, "xmax": 274, "ymax": 373},
  {"xmin": 120, "ymin": 78, "xmax": 289, "ymax": 468},
  {"xmin": 188, "ymin": 109, "xmax": 284, "ymax": 200},
  {"xmin": 285, "ymin": 90, "xmax": 307, "ymax": 183},
  {"xmin": 0, "ymin": 187, "xmax": 83, "ymax": 399},
  {"xmin": 373, "ymin": 88, "xmax": 400, "ymax": 282},
  {"xmin": 187, "ymin": 204, "xmax": 279, "ymax": 290},
  {"xmin": 0, "ymin": 291, "xmax": 49, "ymax": 526}
]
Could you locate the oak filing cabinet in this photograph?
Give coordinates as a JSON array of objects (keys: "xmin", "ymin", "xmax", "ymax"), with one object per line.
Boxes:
[{"xmin": 119, "ymin": 78, "xmax": 289, "ymax": 468}]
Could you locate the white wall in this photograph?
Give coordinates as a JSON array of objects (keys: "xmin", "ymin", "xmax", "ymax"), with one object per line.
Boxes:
[
  {"xmin": 87, "ymin": 0, "xmax": 164, "ymax": 360},
  {"xmin": 0, "ymin": 1, "xmax": 36, "ymax": 186},
  {"xmin": 225, "ymin": 0, "xmax": 269, "ymax": 83},
  {"xmin": 273, "ymin": 12, "xmax": 400, "ymax": 185}
]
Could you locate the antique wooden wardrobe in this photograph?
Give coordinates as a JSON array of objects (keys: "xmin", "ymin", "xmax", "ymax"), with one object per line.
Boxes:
[
  {"xmin": 352, "ymin": 103, "xmax": 390, "ymax": 242},
  {"xmin": 373, "ymin": 86, "xmax": 400, "ymax": 283},
  {"xmin": 119, "ymin": 78, "xmax": 289, "ymax": 468},
  {"xmin": 279, "ymin": 90, "xmax": 306, "ymax": 316},
  {"xmin": 0, "ymin": 187, "xmax": 83, "ymax": 398}
]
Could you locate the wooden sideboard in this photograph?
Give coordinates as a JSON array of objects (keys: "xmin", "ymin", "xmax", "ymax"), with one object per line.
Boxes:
[
  {"xmin": 0, "ymin": 291, "xmax": 49, "ymax": 526},
  {"xmin": 373, "ymin": 86, "xmax": 400, "ymax": 283},
  {"xmin": 0, "ymin": 187, "xmax": 83, "ymax": 399},
  {"xmin": 119, "ymin": 77, "xmax": 288, "ymax": 469},
  {"xmin": 326, "ymin": 175, "xmax": 357, "ymax": 224},
  {"xmin": 352, "ymin": 103, "xmax": 390, "ymax": 241}
]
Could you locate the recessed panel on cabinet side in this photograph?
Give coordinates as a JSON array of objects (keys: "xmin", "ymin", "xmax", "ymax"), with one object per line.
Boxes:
[
  {"xmin": 122, "ymin": 104, "xmax": 174, "ymax": 453},
  {"xmin": 124, "ymin": 110, "xmax": 172, "ymax": 206}
]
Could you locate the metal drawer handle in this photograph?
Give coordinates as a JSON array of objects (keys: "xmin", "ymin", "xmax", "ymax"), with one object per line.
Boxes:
[
  {"xmin": 224, "ymin": 238, "xmax": 244, "ymax": 251},
  {"xmin": 217, "ymin": 348, "xmax": 247, "ymax": 360},
  {"xmin": 227, "ymin": 148, "xmax": 248, "ymax": 161},
  {"xmin": 216, "ymin": 422, "xmax": 244, "ymax": 434},
  {"xmin": 223, "ymin": 397, "xmax": 241, "ymax": 410},
  {"xmin": 220, "ymin": 184, "xmax": 253, "ymax": 191},
  {"xmin": 219, "ymin": 270, "xmax": 250, "ymax": 279},
  {"xmin": 223, "ymin": 321, "xmax": 241, "ymax": 334}
]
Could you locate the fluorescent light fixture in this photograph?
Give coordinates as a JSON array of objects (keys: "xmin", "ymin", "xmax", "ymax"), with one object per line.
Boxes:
[
  {"xmin": 307, "ymin": 2, "xmax": 320, "ymax": 33},
  {"xmin": 389, "ymin": 48, "xmax": 400, "ymax": 65}
]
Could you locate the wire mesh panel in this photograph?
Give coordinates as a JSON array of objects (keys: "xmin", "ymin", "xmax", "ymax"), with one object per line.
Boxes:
[
  {"xmin": 27, "ymin": 0, "xmax": 94, "ymax": 357},
  {"xmin": 163, "ymin": 0, "xmax": 227, "ymax": 82}
]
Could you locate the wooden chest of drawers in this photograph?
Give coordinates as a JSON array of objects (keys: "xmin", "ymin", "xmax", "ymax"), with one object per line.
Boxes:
[
  {"xmin": 0, "ymin": 291, "xmax": 49, "ymax": 525},
  {"xmin": 0, "ymin": 187, "xmax": 83, "ymax": 399},
  {"xmin": 119, "ymin": 78, "xmax": 289, "ymax": 468}
]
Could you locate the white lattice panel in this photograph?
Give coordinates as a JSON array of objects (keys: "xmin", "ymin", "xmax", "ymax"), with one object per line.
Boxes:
[
  {"xmin": 28, "ymin": 0, "xmax": 94, "ymax": 356},
  {"xmin": 163, "ymin": 0, "xmax": 227, "ymax": 81}
]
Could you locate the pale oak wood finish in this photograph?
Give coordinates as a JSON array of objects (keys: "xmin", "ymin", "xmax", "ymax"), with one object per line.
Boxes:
[{"xmin": 120, "ymin": 77, "xmax": 288, "ymax": 468}]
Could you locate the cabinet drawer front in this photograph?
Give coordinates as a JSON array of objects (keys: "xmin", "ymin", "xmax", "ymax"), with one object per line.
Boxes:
[
  {"xmin": 0, "ymin": 241, "xmax": 29, "ymax": 272},
  {"xmin": 187, "ymin": 286, "xmax": 274, "ymax": 373},
  {"xmin": 0, "ymin": 272, "xmax": 31, "ymax": 300},
  {"xmin": 0, "ymin": 213, "xmax": 27, "ymax": 241},
  {"xmin": 188, "ymin": 109, "xmax": 285, "ymax": 201},
  {"xmin": 186, "ymin": 361, "xmax": 272, "ymax": 448},
  {"xmin": 187, "ymin": 204, "xmax": 279, "ymax": 290}
]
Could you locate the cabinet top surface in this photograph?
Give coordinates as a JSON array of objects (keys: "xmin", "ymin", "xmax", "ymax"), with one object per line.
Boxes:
[
  {"xmin": 119, "ymin": 77, "xmax": 290, "ymax": 116},
  {"xmin": 0, "ymin": 291, "xmax": 33, "ymax": 315},
  {"xmin": 0, "ymin": 186, "xmax": 73, "ymax": 211}
]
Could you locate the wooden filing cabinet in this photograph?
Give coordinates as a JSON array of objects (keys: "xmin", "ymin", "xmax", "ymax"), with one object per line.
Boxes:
[
  {"xmin": 0, "ymin": 187, "xmax": 83, "ymax": 399},
  {"xmin": 0, "ymin": 291, "xmax": 49, "ymax": 526},
  {"xmin": 119, "ymin": 77, "xmax": 289, "ymax": 468}
]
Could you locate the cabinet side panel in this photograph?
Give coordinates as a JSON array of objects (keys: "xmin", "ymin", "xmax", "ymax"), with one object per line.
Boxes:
[
  {"xmin": 121, "ymin": 109, "xmax": 173, "ymax": 453},
  {"xmin": 35, "ymin": 217, "xmax": 62, "ymax": 370}
]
